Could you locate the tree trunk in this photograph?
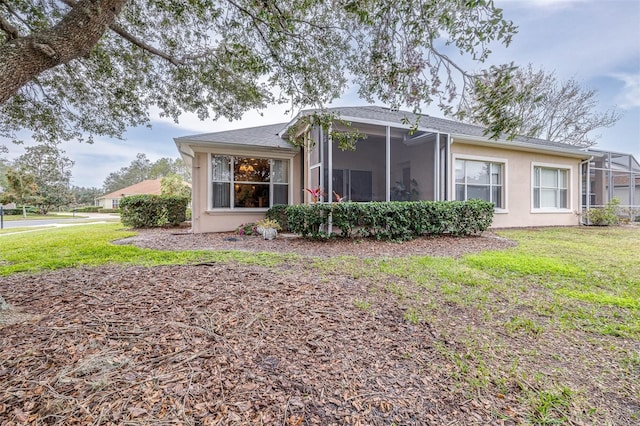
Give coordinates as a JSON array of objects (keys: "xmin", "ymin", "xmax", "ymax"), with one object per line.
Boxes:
[
  {"xmin": 0, "ymin": 0, "xmax": 128, "ymax": 104},
  {"xmin": 22, "ymin": 205, "xmax": 27, "ymax": 219}
]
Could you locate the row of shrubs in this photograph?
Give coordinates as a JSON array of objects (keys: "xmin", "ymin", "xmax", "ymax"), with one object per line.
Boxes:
[
  {"xmin": 266, "ymin": 199, "xmax": 495, "ymax": 241},
  {"xmin": 120, "ymin": 195, "xmax": 189, "ymax": 228},
  {"xmin": 0, "ymin": 206, "xmax": 40, "ymax": 215}
]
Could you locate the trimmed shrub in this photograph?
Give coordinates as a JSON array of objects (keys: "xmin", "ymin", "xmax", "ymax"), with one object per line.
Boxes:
[
  {"xmin": 75, "ymin": 206, "xmax": 103, "ymax": 213},
  {"xmin": 120, "ymin": 195, "xmax": 189, "ymax": 228},
  {"xmin": 280, "ymin": 200, "xmax": 494, "ymax": 241},
  {"xmin": 0, "ymin": 206, "xmax": 40, "ymax": 215},
  {"xmin": 265, "ymin": 204, "xmax": 290, "ymax": 231}
]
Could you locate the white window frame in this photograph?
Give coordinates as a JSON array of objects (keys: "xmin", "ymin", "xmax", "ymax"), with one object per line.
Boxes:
[
  {"xmin": 208, "ymin": 153, "xmax": 293, "ymax": 211},
  {"xmin": 452, "ymin": 154, "xmax": 508, "ymax": 212},
  {"xmin": 531, "ymin": 162, "xmax": 572, "ymax": 213}
]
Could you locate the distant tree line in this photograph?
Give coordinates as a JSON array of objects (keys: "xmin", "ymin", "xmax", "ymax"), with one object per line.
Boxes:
[
  {"xmin": 0, "ymin": 146, "xmax": 188, "ymax": 216},
  {"xmin": 102, "ymin": 153, "xmax": 189, "ymax": 194}
]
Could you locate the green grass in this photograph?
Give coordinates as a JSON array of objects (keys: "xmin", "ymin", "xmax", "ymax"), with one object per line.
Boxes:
[
  {"xmin": 1, "ymin": 223, "xmax": 637, "ymax": 424},
  {"xmin": 0, "ymin": 223, "xmax": 291, "ymax": 276},
  {"xmin": 463, "ymin": 227, "xmax": 640, "ymax": 338},
  {"xmin": 0, "ymin": 226, "xmax": 57, "ymax": 234}
]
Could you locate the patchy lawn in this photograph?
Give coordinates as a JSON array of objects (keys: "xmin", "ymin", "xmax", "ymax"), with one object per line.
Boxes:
[{"xmin": 0, "ymin": 225, "xmax": 638, "ymax": 425}]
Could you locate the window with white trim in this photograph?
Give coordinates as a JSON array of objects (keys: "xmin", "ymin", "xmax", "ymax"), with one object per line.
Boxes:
[
  {"xmin": 533, "ymin": 166, "xmax": 568, "ymax": 209},
  {"xmin": 211, "ymin": 155, "xmax": 288, "ymax": 209},
  {"xmin": 455, "ymin": 159, "xmax": 504, "ymax": 208}
]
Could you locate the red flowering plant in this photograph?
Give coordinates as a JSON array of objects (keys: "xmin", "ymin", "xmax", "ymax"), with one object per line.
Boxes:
[{"xmin": 305, "ymin": 187, "xmax": 326, "ymax": 203}]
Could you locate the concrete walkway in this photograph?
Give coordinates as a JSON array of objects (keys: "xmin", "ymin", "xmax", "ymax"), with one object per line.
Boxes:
[{"xmin": 0, "ymin": 212, "xmax": 121, "ymax": 236}]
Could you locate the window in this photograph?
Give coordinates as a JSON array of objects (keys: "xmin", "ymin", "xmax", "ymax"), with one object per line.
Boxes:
[
  {"xmin": 112, "ymin": 199, "xmax": 119, "ymax": 209},
  {"xmin": 455, "ymin": 159, "xmax": 504, "ymax": 208},
  {"xmin": 533, "ymin": 166, "xmax": 569, "ymax": 209},
  {"xmin": 210, "ymin": 155, "xmax": 289, "ymax": 209}
]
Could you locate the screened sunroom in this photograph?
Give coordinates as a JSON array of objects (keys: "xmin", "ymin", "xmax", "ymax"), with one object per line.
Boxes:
[
  {"xmin": 582, "ymin": 149, "xmax": 640, "ymax": 222},
  {"xmin": 305, "ymin": 121, "xmax": 450, "ymax": 204}
]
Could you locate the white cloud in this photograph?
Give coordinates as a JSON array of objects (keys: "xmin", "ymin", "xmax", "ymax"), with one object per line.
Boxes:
[
  {"xmin": 498, "ymin": 0, "xmax": 586, "ymax": 11},
  {"xmin": 612, "ymin": 73, "xmax": 640, "ymax": 109}
]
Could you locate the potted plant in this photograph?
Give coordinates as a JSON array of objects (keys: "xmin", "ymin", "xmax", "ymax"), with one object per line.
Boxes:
[{"xmin": 255, "ymin": 218, "xmax": 281, "ymax": 240}]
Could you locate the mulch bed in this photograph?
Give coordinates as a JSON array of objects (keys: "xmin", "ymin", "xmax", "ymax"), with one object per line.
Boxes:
[
  {"xmin": 0, "ymin": 263, "xmax": 518, "ymax": 425},
  {"xmin": 113, "ymin": 228, "xmax": 518, "ymax": 258}
]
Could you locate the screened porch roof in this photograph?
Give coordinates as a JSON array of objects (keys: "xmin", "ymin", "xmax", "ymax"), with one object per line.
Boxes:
[{"xmin": 285, "ymin": 106, "xmax": 592, "ymax": 159}]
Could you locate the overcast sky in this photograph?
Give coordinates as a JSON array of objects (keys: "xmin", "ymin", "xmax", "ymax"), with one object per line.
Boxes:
[{"xmin": 4, "ymin": 0, "xmax": 640, "ymax": 190}]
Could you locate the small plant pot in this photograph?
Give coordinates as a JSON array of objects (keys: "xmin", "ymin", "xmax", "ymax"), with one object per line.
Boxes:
[{"xmin": 262, "ymin": 227, "xmax": 277, "ymax": 240}]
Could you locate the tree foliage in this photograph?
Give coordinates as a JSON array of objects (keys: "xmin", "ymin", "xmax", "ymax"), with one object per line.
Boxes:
[
  {"xmin": 70, "ymin": 186, "xmax": 103, "ymax": 206},
  {"xmin": 0, "ymin": 168, "xmax": 38, "ymax": 218},
  {"xmin": 458, "ymin": 64, "xmax": 620, "ymax": 146},
  {"xmin": 160, "ymin": 173, "xmax": 190, "ymax": 198},
  {"xmin": 102, "ymin": 153, "xmax": 187, "ymax": 193},
  {"xmin": 0, "ymin": 147, "xmax": 9, "ymax": 190},
  {"xmin": 12, "ymin": 144, "xmax": 74, "ymax": 214},
  {"xmin": 1, "ymin": 0, "xmax": 517, "ymax": 145}
]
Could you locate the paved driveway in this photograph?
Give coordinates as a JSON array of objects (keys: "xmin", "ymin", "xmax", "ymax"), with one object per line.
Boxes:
[{"xmin": 0, "ymin": 213, "xmax": 120, "ymax": 231}]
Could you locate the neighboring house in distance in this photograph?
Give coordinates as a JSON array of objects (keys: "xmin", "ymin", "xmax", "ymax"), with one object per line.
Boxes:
[
  {"xmin": 95, "ymin": 179, "xmax": 163, "ymax": 209},
  {"xmin": 174, "ymin": 106, "xmax": 640, "ymax": 233}
]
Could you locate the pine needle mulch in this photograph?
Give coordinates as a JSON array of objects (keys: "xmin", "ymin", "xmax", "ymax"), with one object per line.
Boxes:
[{"xmin": 0, "ymin": 263, "xmax": 521, "ymax": 425}]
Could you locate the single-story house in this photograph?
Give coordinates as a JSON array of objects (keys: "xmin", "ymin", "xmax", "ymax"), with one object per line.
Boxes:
[
  {"xmin": 174, "ymin": 106, "xmax": 639, "ymax": 233},
  {"xmin": 95, "ymin": 178, "xmax": 163, "ymax": 209}
]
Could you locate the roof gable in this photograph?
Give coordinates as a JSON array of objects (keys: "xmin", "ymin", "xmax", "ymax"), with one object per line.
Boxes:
[{"xmin": 174, "ymin": 123, "xmax": 294, "ymax": 150}]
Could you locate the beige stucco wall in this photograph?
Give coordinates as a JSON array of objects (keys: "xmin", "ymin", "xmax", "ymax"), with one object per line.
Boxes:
[
  {"xmin": 96, "ymin": 197, "xmax": 117, "ymax": 209},
  {"xmin": 451, "ymin": 142, "xmax": 584, "ymax": 228},
  {"xmin": 190, "ymin": 150, "xmax": 301, "ymax": 233},
  {"xmin": 188, "ymin": 136, "xmax": 587, "ymax": 232}
]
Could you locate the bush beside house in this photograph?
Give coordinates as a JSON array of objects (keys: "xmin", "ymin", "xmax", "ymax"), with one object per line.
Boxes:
[
  {"xmin": 270, "ymin": 199, "xmax": 494, "ymax": 241},
  {"xmin": 120, "ymin": 195, "xmax": 189, "ymax": 228}
]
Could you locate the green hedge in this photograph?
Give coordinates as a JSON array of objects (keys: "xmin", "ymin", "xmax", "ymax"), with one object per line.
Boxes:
[
  {"xmin": 0, "ymin": 207, "xmax": 40, "ymax": 215},
  {"xmin": 265, "ymin": 204, "xmax": 290, "ymax": 231},
  {"xmin": 75, "ymin": 206, "xmax": 103, "ymax": 213},
  {"xmin": 273, "ymin": 200, "xmax": 494, "ymax": 241},
  {"xmin": 120, "ymin": 195, "xmax": 189, "ymax": 228}
]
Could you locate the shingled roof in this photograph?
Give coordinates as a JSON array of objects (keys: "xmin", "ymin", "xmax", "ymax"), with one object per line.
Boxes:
[
  {"xmin": 174, "ymin": 106, "xmax": 590, "ymax": 157},
  {"xmin": 174, "ymin": 123, "xmax": 292, "ymax": 150},
  {"xmin": 295, "ymin": 105, "xmax": 589, "ymax": 153}
]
